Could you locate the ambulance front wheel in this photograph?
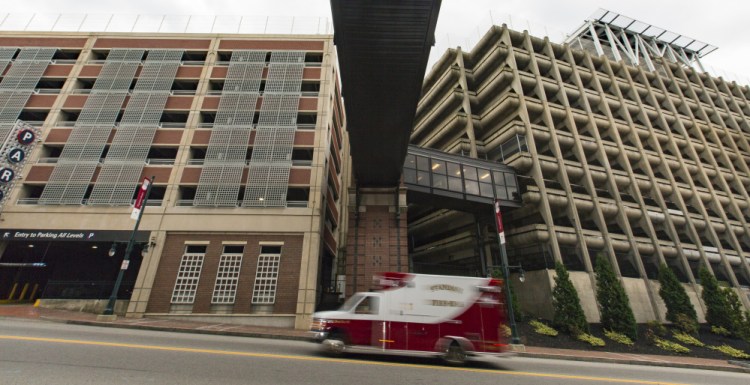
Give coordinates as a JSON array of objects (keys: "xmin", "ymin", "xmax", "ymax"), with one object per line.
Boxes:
[
  {"xmin": 322, "ymin": 331, "xmax": 347, "ymax": 357},
  {"xmin": 443, "ymin": 342, "xmax": 466, "ymax": 366}
]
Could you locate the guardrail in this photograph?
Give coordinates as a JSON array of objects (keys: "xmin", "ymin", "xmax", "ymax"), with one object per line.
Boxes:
[{"xmin": 16, "ymin": 198, "xmax": 163, "ymax": 206}]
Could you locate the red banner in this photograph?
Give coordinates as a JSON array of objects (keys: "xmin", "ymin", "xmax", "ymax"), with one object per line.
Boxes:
[
  {"xmin": 494, "ymin": 200, "xmax": 505, "ymax": 244},
  {"xmin": 131, "ymin": 177, "xmax": 150, "ymax": 220}
]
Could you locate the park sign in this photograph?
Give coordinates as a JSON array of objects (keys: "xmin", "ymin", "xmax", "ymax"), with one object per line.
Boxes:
[{"xmin": 0, "ymin": 121, "xmax": 41, "ymax": 207}]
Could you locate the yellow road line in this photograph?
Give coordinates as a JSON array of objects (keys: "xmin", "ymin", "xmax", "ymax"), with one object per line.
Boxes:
[{"xmin": 0, "ymin": 335, "xmax": 688, "ymax": 385}]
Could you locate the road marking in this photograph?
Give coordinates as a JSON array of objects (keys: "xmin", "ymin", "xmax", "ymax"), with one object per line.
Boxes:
[{"xmin": 0, "ymin": 335, "xmax": 688, "ymax": 385}]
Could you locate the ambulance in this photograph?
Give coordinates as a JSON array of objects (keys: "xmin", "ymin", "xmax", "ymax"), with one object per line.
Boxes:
[{"xmin": 310, "ymin": 272, "xmax": 511, "ymax": 365}]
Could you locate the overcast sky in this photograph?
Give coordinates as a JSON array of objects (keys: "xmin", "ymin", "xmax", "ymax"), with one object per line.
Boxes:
[{"xmin": 2, "ymin": 0, "xmax": 748, "ymax": 83}]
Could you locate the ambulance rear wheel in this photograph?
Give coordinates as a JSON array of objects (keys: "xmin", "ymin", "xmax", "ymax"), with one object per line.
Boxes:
[{"xmin": 443, "ymin": 342, "xmax": 466, "ymax": 366}]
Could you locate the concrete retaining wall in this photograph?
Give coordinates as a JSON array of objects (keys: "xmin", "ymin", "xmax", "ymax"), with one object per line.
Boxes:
[
  {"xmin": 516, "ymin": 271, "xmax": 711, "ymax": 324},
  {"xmin": 145, "ymin": 314, "xmax": 296, "ymax": 328},
  {"xmin": 38, "ymin": 299, "xmax": 129, "ymax": 315}
]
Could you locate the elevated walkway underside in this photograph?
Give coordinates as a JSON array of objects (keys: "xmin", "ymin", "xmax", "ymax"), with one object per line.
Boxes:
[{"xmin": 331, "ymin": 0, "xmax": 441, "ymax": 187}]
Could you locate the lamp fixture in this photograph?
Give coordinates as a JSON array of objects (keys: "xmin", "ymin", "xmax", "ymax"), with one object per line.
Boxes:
[
  {"xmin": 108, "ymin": 243, "xmax": 117, "ymax": 257},
  {"xmin": 141, "ymin": 240, "xmax": 157, "ymax": 257}
]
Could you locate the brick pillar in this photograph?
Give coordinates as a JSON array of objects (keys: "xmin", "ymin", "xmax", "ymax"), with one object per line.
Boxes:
[{"xmin": 345, "ymin": 187, "xmax": 408, "ymax": 296}]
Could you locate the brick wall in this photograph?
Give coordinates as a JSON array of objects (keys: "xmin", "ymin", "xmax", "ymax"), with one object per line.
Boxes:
[
  {"xmin": 146, "ymin": 232, "xmax": 303, "ymax": 314},
  {"xmin": 345, "ymin": 205, "xmax": 408, "ymax": 295}
]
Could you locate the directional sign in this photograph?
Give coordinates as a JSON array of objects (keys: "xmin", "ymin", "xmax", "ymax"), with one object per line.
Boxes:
[{"xmin": 0, "ymin": 121, "xmax": 43, "ymax": 207}]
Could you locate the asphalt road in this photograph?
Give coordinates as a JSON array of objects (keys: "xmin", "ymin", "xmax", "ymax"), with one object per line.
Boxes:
[{"xmin": 0, "ymin": 318, "xmax": 747, "ymax": 385}]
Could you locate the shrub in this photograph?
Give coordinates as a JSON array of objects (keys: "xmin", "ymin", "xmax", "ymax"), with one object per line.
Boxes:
[
  {"xmin": 673, "ymin": 313, "xmax": 699, "ymax": 336},
  {"xmin": 652, "ymin": 337, "xmax": 690, "ymax": 354},
  {"xmin": 501, "ymin": 324, "xmax": 512, "ymax": 338},
  {"xmin": 672, "ymin": 331, "xmax": 704, "ymax": 347},
  {"xmin": 699, "ymin": 267, "xmax": 733, "ymax": 332},
  {"xmin": 577, "ymin": 333, "xmax": 605, "ymax": 347},
  {"xmin": 491, "ymin": 268, "xmax": 524, "ymax": 322},
  {"xmin": 530, "ymin": 320, "xmax": 558, "ymax": 337},
  {"xmin": 552, "ymin": 262, "xmax": 589, "ymax": 335},
  {"xmin": 711, "ymin": 325, "xmax": 731, "ymax": 337},
  {"xmin": 594, "ymin": 254, "xmax": 637, "ymax": 340},
  {"xmin": 724, "ymin": 287, "xmax": 749, "ymax": 339},
  {"xmin": 657, "ymin": 264, "xmax": 698, "ymax": 326},
  {"xmin": 707, "ymin": 345, "xmax": 750, "ymax": 359},
  {"xmin": 509, "ymin": 279, "xmax": 524, "ymax": 321},
  {"xmin": 743, "ymin": 311, "xmax": 750, "ymax": 342},
  {"xmin": 646, "ymin": 320, "xmax": 668, "ymax": 338},
  {"xmin": 604, "ymin": 329, "xmax": 634, "ymax": 346}
]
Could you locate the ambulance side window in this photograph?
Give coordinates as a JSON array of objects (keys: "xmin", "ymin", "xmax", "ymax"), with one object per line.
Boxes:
[{"xmin": 355, "ymin": 296, "xmax": 379, "ymax": 315}]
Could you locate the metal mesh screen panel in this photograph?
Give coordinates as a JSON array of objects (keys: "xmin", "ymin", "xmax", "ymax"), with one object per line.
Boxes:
[
  {"xmin": 194, "ymin": 50, "xmax": 264, "ymax": 207},
  {"xmin": 214, "ymin": 93, "xmax": 259, "ymax": 126},
  {"xmin": 89, "ymin": 49, "xmax": 181, "ymax": 205},
  {"xmin": 0, "ymin": 48, "xmax": 16, "ymax": 74},
  {"xmin": 0, "ymin": 47, "xmax": 55, "ymax": 141},
  {"xmin": 39, "ymin": 49, "xmax": 143, "ymax": 205},
  {"xmin": 242, "ymin": 51, "xmax": 303, "ymax": 208}
]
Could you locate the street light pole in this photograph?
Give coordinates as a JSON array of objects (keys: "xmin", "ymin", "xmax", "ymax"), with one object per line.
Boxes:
[
  {"xmin": 102, "ymin": 176, "xmax": 154, "ymax": 316},
  {"xmin": 493, "ymin": 200, "xmax": 520, "ymax": 345}
]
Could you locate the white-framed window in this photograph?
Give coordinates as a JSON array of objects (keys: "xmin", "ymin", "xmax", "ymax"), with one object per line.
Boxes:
[
  {"xmin": 211, "ymin": 245, "xmax": 244, "ymax": 304},
  {"xmin": 251, "ymin": 245, "xmax": 281, "ymax": 304},
  {"xmin": 170, "ymin": 245, "xmax": 206, "ymax": 304}
]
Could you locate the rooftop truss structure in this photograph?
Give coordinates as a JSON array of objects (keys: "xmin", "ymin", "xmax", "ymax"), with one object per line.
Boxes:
[{"xmin": 565, "ymin": 9, "xmax": 717, "ymax": 73}]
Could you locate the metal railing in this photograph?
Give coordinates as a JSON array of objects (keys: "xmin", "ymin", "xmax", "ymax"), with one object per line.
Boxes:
[
  {"xmin": 0, "ymin": 14, "xmax": 332, "ymax": 35},
  {"xmin": 17, "ymin": 198, "xmax": 163, "ymax": 206},
  {"xmin": 175, "ymin": 199, "xmax": 308, "ymax": 208}
]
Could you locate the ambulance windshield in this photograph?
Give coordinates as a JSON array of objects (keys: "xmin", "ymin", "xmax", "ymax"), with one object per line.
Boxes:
[{"xmin": 339, "ymin": 293, "xmax": 365, "ymax": 312}]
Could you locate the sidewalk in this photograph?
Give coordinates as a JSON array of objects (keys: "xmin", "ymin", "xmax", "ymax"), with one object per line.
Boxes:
[{"xmin": 1, "ymin": 305, "xmax": 749, "ymax": 374}]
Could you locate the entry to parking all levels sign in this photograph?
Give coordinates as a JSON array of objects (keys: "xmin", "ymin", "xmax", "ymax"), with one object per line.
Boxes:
[
  {"xmin": 494, "ymin": 200, "xmax": 505, "ymax": 244},
  {"xmin": 131, "ymin": 177, "xmax": 150, "ymax": 220}
]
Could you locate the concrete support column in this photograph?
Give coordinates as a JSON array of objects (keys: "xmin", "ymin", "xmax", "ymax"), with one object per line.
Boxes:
[
  {"xmin": 345, "ymin": 187, "xmax": 408, "ymax": 296},
  {"xmin": 126, "ymin": 230, "xmax": 166, "ymax": 317}
]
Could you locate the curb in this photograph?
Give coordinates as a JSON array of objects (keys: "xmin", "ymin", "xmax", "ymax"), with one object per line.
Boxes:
[
  {"xmin": 519, "ymin": 352, "xmax": 750, "ymax": 374},
  {"xmin": 727, "ymin": 359, "xmax": 750, "ymax": 369},
  {"xmin": 57, "ymin": 318, "xmax": 312, "ymax": 342}
]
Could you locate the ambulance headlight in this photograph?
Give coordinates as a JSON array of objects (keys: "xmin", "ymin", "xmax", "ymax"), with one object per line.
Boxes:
[{"xmin": 310, "ymin": 318, "xmax": 327, "ymax": 331}]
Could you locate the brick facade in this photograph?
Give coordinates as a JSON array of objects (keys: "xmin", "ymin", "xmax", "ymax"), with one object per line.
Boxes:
[
  {"xmin": 147, "ymin": 233, "xmax": 303, "ymax": 315},
  {"xmin": 345, "ymin": 189, "xmax": 408, "ymax": 295}
]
